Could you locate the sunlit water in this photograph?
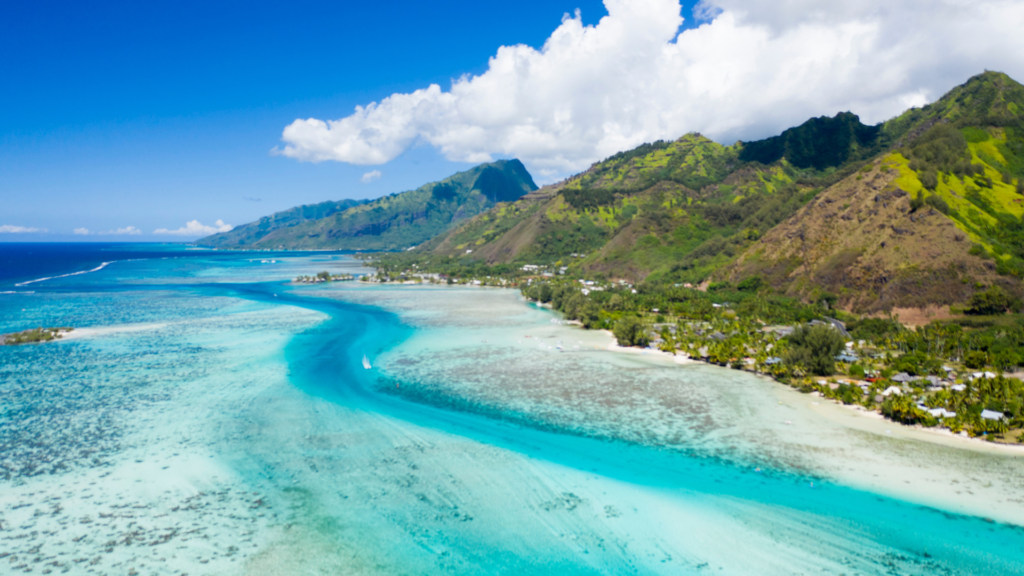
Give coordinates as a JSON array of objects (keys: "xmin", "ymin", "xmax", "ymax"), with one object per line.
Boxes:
[{"xmin": 2, "ymin": 244, "xmax": 1023, "ymax": 575}]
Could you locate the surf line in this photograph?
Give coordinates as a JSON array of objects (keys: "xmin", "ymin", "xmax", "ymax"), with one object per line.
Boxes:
[{"xmin": 16, "ymin": 261, "xmax": 113, "ymax": 286}]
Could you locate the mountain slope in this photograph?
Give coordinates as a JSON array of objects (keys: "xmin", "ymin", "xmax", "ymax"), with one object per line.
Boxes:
[
  {"xmin": 198, "ymin": 159, "xmax": 537, "ymax": 250},
  {"xmin": 413, "ymin": 71, "xmax": 1024, "ymax": 313},
  {"xmin": 419, "ymin": 125, "xmax": 864, "ymax": 282},
  {"xmin": 197, "ymin": 198, "xmax": 367, "ymax": 248},
  {"xmin": 722, "ymin": 71, "xmax": 1024, "ymax": 311},
  {"xmin": 739, "ymin": 111, "xmax": 885, "ymax": 170}
]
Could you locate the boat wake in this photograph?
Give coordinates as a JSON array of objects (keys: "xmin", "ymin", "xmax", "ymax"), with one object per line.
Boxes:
[{"xmin": 16, "ymin": 261, "xmax": 113, "ymax": 286}]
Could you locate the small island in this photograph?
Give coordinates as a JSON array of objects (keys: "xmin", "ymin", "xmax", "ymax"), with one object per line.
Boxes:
[
  {"xmin": 292, "ymin": 271, "xmax": 355, "ymax": 284},
  {"xmin": 2, "ymin": 327, "xmax": 74, "ymax": 345}
]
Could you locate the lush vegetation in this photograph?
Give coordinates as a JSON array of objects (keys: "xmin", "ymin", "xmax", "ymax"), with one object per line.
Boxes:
[
  {"xmin": 520, "ymin": 276, "xmax": 1024, "ymax": 441},
  {"xmin": 784, "ymin": 324, "xmax": 846, "ymax": 376},
  {"xmin": 612, "ymin": 316, "xmax": 649, "ymax": 347},
  {"xmin": 3, "ymin": 327, "xmax": 73, "ymax": 345},
  {"xmin": 739, "ymin": 112, "xmax": 884, "ymax": 170},
  {"xmin": 966, "ymin": 285, "xmax": 1022, "ymax": 315},
  {"xmin": 884, "ymin": 71, "xmax": 1024, "ymax": 278},
  {"xmin": 420, "ymin": 132, "xmax": 864, "ymax": 286}
]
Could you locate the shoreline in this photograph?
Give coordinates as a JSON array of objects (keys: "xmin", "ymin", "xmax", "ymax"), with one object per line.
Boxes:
[
  {"xmin": 366, "ymin": 283, "xmax": 1024, "ymax": 457},
  {"xmin": 601, "ymin": 329, "xmax": 699, "ymax": 365},
  {"xmin": 592, "ymin": 318, "xmax": 1024, "ymax": 456},
  {"xmin": 800, "ymin": 388, "xmax": 1024, "ymax": 455}
]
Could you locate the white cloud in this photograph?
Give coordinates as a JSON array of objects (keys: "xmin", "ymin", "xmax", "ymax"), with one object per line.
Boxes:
[
  {"xmin": 278, "ymin": 0, "xmax": 1024, "ymax": 179},
  {"xmin": 361, "ymin": 170, "xmax": 382, "ymax": 183},
  {"xmin": 99, "ymin": 226, "xmax": 142, "ymax": 236},
  {"xmin": 0, "ymin": 225, "xmax": 45, "ymax": 233},
  {"xmin": 153, "ymin": 219, "xmax": 233, "ymax": 236},
  {"xmin": 73, "ymin": 228, "xmax": 90, "ymax": 235}
]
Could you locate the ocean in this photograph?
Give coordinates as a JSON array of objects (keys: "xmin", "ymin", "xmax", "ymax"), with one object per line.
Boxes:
[{"xmin": 2, "ymin": 243, "xmax": 1023, "ymax": 574}]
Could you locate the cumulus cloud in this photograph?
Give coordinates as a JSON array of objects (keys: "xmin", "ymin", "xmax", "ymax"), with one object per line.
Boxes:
[
  {"xmin": 153, "ymin": 219, "xmax": 233, "ymax": 236},
  {"xmin": 277, "ymin": 0, "xmax": 1024, "ymax": 179},
  {"xmin": 361, "ymin": 170, "xmax": 382, "ymax": 183},
  {"xmin": 0, "ymin": 225, "xmax": 45, "ymax": 233},
  {"xmin": 73, "ymin": 228, "xmax": 90, "ymax": 235},
  {"xmin": 99, "ymin": 226, "xmax": 142, "ymax": 236}
]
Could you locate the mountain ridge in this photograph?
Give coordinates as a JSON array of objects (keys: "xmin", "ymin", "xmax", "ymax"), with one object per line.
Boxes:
[
  {"xmin": 197, "ymin": 159, "xmax": 537, "ymax": 251},
  {"xmin": 196, "ymin": 198, "xmax": 369, "ymax": 249},
  {"xmin": 399, "ymin": 71, "xmax": 1023, "ymax": 312},
  {"xmin": 720, "ymin": 71, "xmax": 1024, "ymax": 312}
]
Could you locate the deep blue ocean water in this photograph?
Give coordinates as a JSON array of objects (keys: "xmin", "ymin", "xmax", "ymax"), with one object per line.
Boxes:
[
  {"xmin": 2, "ymin": 242, "xmax": 1024, "ymax": 574},
  {"xmin": 0, "ymin": 242, "xmax": 204, "ymax": 284}
]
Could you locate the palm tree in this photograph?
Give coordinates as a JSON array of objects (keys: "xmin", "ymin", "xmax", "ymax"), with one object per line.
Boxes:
[{"xmin": 992, "ymin": 418, "xmax": 1009, "ymax": 437}]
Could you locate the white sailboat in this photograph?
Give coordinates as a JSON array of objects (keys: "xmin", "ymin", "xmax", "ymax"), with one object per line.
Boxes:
[{"xmin": 362, "ymin": 354, "xmax": 372, "ymax": 370}]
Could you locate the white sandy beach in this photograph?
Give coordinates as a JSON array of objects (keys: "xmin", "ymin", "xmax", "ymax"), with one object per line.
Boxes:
[{"xmin": 56, "ymin": 323, "xmax": 167, "ymax": 342}]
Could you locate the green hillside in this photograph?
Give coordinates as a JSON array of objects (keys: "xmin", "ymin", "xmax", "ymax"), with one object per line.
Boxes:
[
  {"xmin": 418, "ymin": 126, "xmax": 868, "ymax": 283},
  {"xmin": 197, "ymin": 159, "xmax": 537, "ymax": 250},
  {"xmin": 723, "ymin": 71, "xmax": 1024, "ymax": 311},
  {"xmin": 739, "ymin": 111, "xmax": 885, "ymax": 170},
  {"xmin": 197, "ymin": 198, "xmax": 367, "ymax": 248}
]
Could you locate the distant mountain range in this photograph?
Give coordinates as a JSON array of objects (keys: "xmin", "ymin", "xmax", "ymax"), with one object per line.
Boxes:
[
  {"xmin": 197, "ymin": 159, "xmax": 537, "ymax": 250},
  {"xmin": 202, "ymin": 71, "xmax": 1024, "ymax": 313}
]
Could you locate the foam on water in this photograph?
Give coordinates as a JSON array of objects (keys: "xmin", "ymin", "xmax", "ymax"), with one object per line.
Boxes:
[{"xmin": 14, "ymin": 261, "xmax": 114, "ymax": 286}]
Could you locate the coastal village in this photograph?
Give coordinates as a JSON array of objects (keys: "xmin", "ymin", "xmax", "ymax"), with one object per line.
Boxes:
[{"xmin": 356, "ymin": 260, "xmax": 1024, "ymax": 444}]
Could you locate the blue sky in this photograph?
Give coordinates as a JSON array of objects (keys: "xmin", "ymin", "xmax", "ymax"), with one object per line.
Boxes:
[
  {"xmin": 0, "ymin": 0, "xmax": 656, "ymax": 240},
  {"xmin": 3, "ymin": 0, "xmax": 1022, "ymax": 241}
]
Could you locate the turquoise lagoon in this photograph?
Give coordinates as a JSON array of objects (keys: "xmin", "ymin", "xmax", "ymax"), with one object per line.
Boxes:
[{"xmin": 1, "ymin": 243, "xmax": 1023, "ymax": 575}]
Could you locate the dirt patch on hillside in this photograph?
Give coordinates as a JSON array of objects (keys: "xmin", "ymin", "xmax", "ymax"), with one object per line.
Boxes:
[
  {"xmin": 725, "ymin": 158, "xmax": 1002, "ymax": 312},
  {"xmin": 886, "ymin": 305, "xmax": 960, "ymax": 327}
]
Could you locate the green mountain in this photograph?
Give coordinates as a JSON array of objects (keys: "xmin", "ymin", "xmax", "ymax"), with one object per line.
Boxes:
[
  {"xmin": 411, "ymin": 71, "xmax": 1024, "ymax": 311},
  {"xmin": 197, "ymin": 159, "xmax": 537, "ymax": 250},
  {"xmin": 196, "ymin": 198, "xmax": 368, "ymax": 248},
  {"xmin": 418, "ymin": 127, "xmax": 856, "ymax": 282},
  {"xmin": 723, "ymin": 71, "xmax": 1024, "ymax": 312},
  {"xmin": 739, "ymin": 111, "xmax": 885, "ymax": 170}
]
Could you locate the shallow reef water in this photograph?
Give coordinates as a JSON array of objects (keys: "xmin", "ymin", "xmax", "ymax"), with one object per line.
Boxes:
[{"xmin": 2, "ymin": 244, "xmax": 1024, "ymax": 575}]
